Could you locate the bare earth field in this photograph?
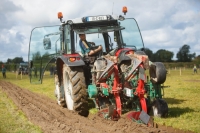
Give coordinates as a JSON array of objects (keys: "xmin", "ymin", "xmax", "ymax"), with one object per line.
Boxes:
[{"xmin": 0, "ymin": 81, "xmax": 194, "ymax": 133}]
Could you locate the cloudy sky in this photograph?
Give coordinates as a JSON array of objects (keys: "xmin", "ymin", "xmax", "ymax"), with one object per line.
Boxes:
[{"xmin": 0, "ymin": 0, "xmax": 200, "ymax": 62}]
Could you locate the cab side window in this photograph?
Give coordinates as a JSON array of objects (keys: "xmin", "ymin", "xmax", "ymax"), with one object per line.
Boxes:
[{"xmin": 64, "ymin": 25, "xmax": 71, "ymax": 54}]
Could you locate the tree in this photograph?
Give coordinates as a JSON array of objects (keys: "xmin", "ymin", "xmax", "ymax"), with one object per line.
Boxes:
[
  {"xmin": 42, "ymin": 52, "xmax": 51, "ymax": 63},
  {"xmin": 176, "ymin": 44, "xmax": 195, "ymax": 62},
  {"xmin": 12, "ymin": 57, "xmax": 24, "ymax": 64},
  {"xmin": 0, "ymin": 61, "xmax": 3, "ymax": 68},
  {"xmin": 32, "ymin": 51, "xmax": 41, "ymax": 61},
  {"xmin": 144, "ymin": 48, "xmax": 154, "ymax": 61},
  {"xmin": 154, "ymin": 49, "xmax": 174, "ymax": 62},
  {"xmin": 193, "ymin": 55, "xmax": 200, "ymax": 66},
  {"xmin": 7, "ymin": 58, "xmax": 12, "ymax": 64}
]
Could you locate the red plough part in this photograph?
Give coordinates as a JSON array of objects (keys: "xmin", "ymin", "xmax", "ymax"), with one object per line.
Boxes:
[
  {"xmin": 126, "ymin": 64, "xmax": 152, "ymax": 126},
  {"xmin": 97, "ymin": 64, "xmax": 121, "ymax": 120},
  {"xmin": 96, "ymin": 52, "xmax": 153, "ymax": 125},
  {"xmin": 126, "ymin": 78, "xmax": 152, "ymax": 125}
]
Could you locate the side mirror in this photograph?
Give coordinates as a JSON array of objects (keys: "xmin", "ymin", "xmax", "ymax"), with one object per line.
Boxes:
[{"xmin": 43, "ymin": 38, "xmax": 51, "ymax": 50}]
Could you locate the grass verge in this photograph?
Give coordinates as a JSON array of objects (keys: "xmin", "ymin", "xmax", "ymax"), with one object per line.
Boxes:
[
  {"xmin": 0, "ymin": 87, "xmax": 42, "ymax": 133},
  {"xmin": 1, "ymin": 69, "xmax": 200, "ymax": 132}
]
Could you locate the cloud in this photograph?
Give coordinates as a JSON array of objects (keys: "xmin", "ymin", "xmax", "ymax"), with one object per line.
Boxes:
[
  {"xmin": 0, "ymin": 0, "xmax": 200, "ymax": 62},
  {"xmin": 0, "ymin": 30, "xmax": 22, "ymax": 59},
  {"xmin": 0, "ymin": 0, "xmax": 22, "ymax": 29},
  {"xmin": 172, "ymin": 22, "xmax": 193, "ymax": 30}
]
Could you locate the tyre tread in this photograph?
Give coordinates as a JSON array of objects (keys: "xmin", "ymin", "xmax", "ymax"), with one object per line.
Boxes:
[{"xmin": 63, "ymin": 65, "xmax": 89, "ymax": 116}]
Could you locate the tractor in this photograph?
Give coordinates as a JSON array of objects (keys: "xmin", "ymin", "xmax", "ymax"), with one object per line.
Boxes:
[{"xmin": 28, "ymin": 7, "xmax": 168, "ymax": 124}]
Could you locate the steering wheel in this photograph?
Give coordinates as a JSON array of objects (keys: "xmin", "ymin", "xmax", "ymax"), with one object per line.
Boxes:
[{"xmin": 89, "ymin": 42, "xmax": 95, "ymax": 46}]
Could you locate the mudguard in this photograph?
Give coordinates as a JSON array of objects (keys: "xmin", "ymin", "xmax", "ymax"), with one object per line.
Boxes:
[
  {"xmin": 55, "ymin": 54, "xmax": 85, "ymax": 88},
  {"xmin": 58, "ymin": 54, "xmax": 85, "ymax": 66}
]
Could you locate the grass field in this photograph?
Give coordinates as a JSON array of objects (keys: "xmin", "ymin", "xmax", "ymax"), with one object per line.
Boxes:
[
  {"xmin": 155, "ymin": 68, "xmax": 200, "ymax": 132},
  {"xmin": 0, "ymin": 85, "xmax": 42, "ymax": 133},
  {"xmin": 0, "ymin": 69, "xmax": 200, "ymax": 133}
]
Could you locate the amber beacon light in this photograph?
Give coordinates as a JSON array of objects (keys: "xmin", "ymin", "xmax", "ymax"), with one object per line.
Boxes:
[
  {"xmin": 122, "ymin": 6, "xmax": 127, "ymax": 15},
  {"xmin": 58, "ymin": 12, "xmax": 63, "ymax": 19}
]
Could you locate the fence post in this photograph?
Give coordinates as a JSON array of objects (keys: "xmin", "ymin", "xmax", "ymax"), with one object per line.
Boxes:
[{"xmin": 16, "ymin": 71, "xmax": 18, "ymax": 79}]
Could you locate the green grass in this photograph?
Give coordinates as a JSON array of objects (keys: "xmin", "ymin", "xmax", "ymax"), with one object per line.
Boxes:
[
  {"xmin": 154, "ymin": 68, "xmax": 200, "ymax": 132},
  {"xmin": 1, "ymin": 72, "xmax": 56, "ymax": 100},
  {"xmin": 0, "ymin": 72, "xmax": 52, "ymax": 133},
  {"xmin": 0, "ymin": 87, "xmax": 42, "ymax": 133},
  {"xmin": 1, "ymin": 69, "xmax": 200, "ymax": 132}
]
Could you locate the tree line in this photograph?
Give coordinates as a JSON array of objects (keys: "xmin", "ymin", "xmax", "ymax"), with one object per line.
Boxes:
[
  {"xmin": 0, "ymin": 51, "xmax": 55, "ymax": 72},
  {"xmin": 145, "ymin": 44, "xmax": 196, "ymax": 62},
  {"xmin": 0, "ymin": 57, "xmax": 24, "ymax": 71},
  {"xmin": 0, "ymin": 44, "xmax": 199, "ymax": 71}
]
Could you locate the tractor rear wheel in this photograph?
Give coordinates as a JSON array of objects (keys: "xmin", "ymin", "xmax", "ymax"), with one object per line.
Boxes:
[
  {"xmin": 149, "ymin": 62, "xmax": 167, "ymax": 84},
  {"xmin": 54, "ymin": 74, "xmax": 66, "ymax": 107},
  {"xmin": 151, "ymin": 99, "xmax": 168, "ymax": 117},
  {"xmin": 63, "ymin": 64, "xmax": 89, "ymax": 116}
]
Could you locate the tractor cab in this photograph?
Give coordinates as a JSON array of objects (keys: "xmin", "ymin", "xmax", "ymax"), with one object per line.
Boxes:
[
  {"xmin": 28, "ymin": 11, "xmax": 145, "ymax": 84},
  {"xmin": 70, "ymin": 15, "xmax": 145, "ymax": 56}
]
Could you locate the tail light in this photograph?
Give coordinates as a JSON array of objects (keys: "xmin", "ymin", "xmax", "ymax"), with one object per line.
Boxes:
[
  {"xmin": 69, "ymin": 57, "xmax": 76, "ymax": 62},
  {"xmin": 126, "ymin": 51, "xmax": 134, "ymax": 55},
  {"xmin": 68, "ymin": 57, "xmax": 81, "ymax": 62}
]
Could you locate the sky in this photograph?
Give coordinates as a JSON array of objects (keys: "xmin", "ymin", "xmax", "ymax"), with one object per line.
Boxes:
[{"xmin": 0, "ymin": 0, "xmax": 200, "ymax": 62}]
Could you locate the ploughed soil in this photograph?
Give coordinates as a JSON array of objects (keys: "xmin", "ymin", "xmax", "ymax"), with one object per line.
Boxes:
[{"xmin": 0, "ymin": 81, "xmax": 193, "ymax": 133}]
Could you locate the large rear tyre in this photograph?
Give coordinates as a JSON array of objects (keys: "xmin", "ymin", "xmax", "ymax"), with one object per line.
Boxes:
[
  {"xmin": 63, "ymin": 65, "xmax": 89, "ymax": 116},
  {"xmin": 54, "ymin": 74, "xmax": 66, "ymax": 107},
  {"xmin": 149, "ymin": 62, "xmax": 167, "ymax": 84},
  {"xmin": 151, "ymin": 99, "xmax": 168, "ymax": 117}
]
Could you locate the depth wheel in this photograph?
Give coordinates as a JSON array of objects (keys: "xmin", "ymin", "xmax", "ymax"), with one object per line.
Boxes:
[
  {"xmin": 149, "ymin": 62, "xmax": 167, "ymax": 84},
  {"xmin": 151, "ymin": 99, "xmax": 168, "ymax": 117},
  {"xmin": 63, "ymin": 64, "xmax": 89, "ymax": 116}
]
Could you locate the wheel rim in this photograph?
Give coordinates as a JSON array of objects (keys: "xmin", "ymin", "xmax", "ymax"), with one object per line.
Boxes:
[
  {"xmin": 55, "ymin": 84, "xmax": 61, "ymax": 104},
  {"xmin": 55, "ymin": 75, "xmax": 60, "ymax": 105},
  {"xmin": 54, "ymin": 84, "xmax": 58, "ymax": 97},
  {"xmin": 153, "ymin": 106, "xmax": 158, "ymax": 116},
  {"xmin": 64, "ymin": 72, "xmax": 74, "ymax": 110}
]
